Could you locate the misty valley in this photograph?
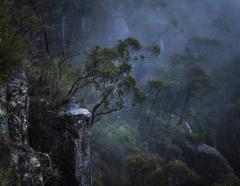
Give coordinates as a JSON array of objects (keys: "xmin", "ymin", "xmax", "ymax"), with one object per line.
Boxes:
[{"xmin": 0, "ymin": 0, "xmax": 240, "ymax": 186}]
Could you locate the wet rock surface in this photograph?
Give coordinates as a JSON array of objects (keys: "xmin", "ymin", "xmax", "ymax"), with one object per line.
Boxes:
[
  {"xmin": 180, "ymin": 141, "xmax": 233, "ymax": 183},
  {"xmin": 1, "ymin": 70, "xmax": 92, "ymax": 186},
  {"xmin": 29, "ymin": 102, "xmax": 92, "ymax": 186},
  {"xmin": 59, "ymin": 103, "xmax": 92, "ymax": 186},
  {"xmin": 0, "ymin": 70, "xmax": 44, "ymax": 186}
]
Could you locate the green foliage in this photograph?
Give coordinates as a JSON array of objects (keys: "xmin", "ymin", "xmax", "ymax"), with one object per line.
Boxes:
[
  {"xmin": 0, "ymin": 166, "xmax": 20, "ymax": 186},
  {"xmin": 148, "ymin": 80, "xmax": 164, "ymax": 91},
  {"xmin": 133, "ymin": 88, "xmax": 146, "ymax": 103},
  {"xmin": 127, "ymin": 154, "xmax": 159, "ymax": 174},
  {"xmin": 223, "ymin": 173, "xmax": 240, "ymax": 186},
  {"xmin": 93, "ymin": 117, "xmax": 144, "ymax": 154},
  {"xmin": 29, "ymin": 58, "xmax": 62, "ymax": 107},
  {"xmin": 0, "ymin": 0, "xmax": 40, "ymax": 83},
  {"xmin": 93, "ymin": 178, "xmax": 104, "ymax": 186},
  {"xmin": 92, "ymin": 116, "xmax": 144, "ymax": 186},
  {"xmin": 148, "ymin": 79, "xmax": 177, "ymax": 92},
  {"xmin": 171, "ymin": 51, "xmax": 211, "ymax": 90},
  {"xmin": 76, "ymin": 38, "xmax": 148, "ymax": 122},
  {"xmin": 213, "ymin": 173, "xmax": 240, "ymax": 186},
  {"xmin": 29, "ymin": 37, "xmax": 158, "ymax": 125},
  {"xmin": 127, "ymin": 155, "xmax": 202, "ymax": 186},
  {"xmin": 151, "ymin": 160, "xmax": 202, "ymax": 186},
  {"xmin": 0, "ymin": 1, "xmax": 26, "ymax": 83},
  {"xmin": 185, "ymin": 61, "xmax": 214, "ymax": 95},
  {"xmin": 127, "ymin": 154, "xmax": 160, "ymax": 186}
]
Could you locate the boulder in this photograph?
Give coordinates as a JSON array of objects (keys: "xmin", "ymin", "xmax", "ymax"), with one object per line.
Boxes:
[{"xmin": 180, "ymin": 141, "xmax": 233, "ymax": 183}]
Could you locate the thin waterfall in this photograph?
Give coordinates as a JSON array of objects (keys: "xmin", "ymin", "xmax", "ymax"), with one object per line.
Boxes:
[{"xmin": 185, "ymin": 121, "xmax": 193, "ymax": 135}]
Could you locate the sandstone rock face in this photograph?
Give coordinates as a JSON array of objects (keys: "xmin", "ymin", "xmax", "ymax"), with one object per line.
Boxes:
[
  {"xmin": 59, "ymin": 103, "xmax": 92, "ymax": 186},
  {"xmin": 0, "ymin": 70, "xmax": 93, "ymax": 186},
  {"xmin": 0, "ymin": 71, "xmax": 44, "ymax": 186},
  {"xmin": 28, "ymin": 102, "xmax": 92, "ymax": 186}
]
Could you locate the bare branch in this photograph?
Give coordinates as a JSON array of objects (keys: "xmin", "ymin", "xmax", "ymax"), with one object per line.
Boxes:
[{"xmin": 90, "ymin": 79, "xmax": 119, "ymax": 124}]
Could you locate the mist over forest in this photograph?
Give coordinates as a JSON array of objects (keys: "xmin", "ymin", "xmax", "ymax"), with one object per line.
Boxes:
[{"xmin": 1, "ymin": 0, "xmax": 240, "ymax": 186}]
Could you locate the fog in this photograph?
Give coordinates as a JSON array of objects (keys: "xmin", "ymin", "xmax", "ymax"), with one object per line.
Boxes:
[{"xmin": 1, "ymin": 0, "xmax": 240, "ymax": 185}]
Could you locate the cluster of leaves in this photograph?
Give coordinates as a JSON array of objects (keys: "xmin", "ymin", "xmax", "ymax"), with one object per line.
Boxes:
[
  {"xmin": 128, "ymin": 155, "xmax": 240, "ymax": 186},
  {"xmin": 127, "ymin": 155, "xmax": 201, "ymax": 186},
  {"xmin": 169, "ymin": 50, "xmax": 215, "ymax": 126},
  {"xmin": 127, "ymin": 154, "xmax": 159, "ymax": 186},
  {"xmin": 0, "ymin": 0, "xmax": 40, "ymax": 83},
  {"xmin": 171, "ymin": 50, "xmax": 214, "ymax": 95},
  {"xmin": 213, "ymin": 173, "xmax": 240, "ymax": 186},
  {"xmin": 81, "ymin": 38, "xmax": 146, "ymax": 123}
]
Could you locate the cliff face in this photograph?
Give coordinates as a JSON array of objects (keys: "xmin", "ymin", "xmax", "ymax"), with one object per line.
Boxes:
[
  {"xmin": 0, "ymin": 70, "xmax": 44, "ymax": 185},
  {"xmin": 28, "ymin": 101, "xmax": 92, "ymax": 186},
  {"xmin": 0, "ymin": 71, "xmax": 92, "ymax": 186},
  {"xmin": 59, "ymin": 104, "xmax": 92, "ymax": 186}
]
